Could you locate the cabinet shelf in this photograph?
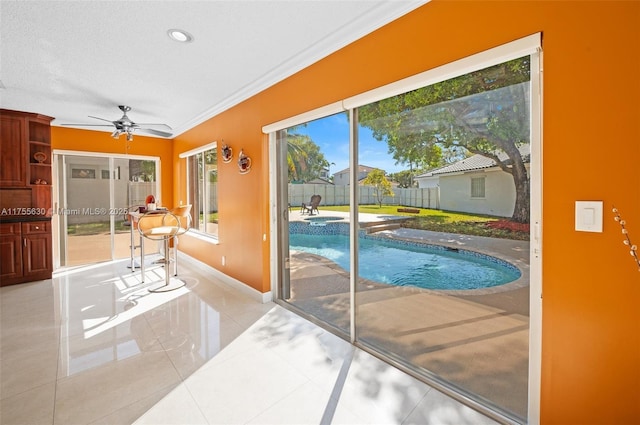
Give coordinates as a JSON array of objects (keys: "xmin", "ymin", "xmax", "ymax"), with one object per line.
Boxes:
[
  {"xmin": 28, "ymin": 121, "xmax": 51, "ymax": 144},
  {"xmin": 29, "ymin": 167, "xmax": 51, "ymax": 185},
  {"xmin": 29, "ymin": 143, "xmax": 51, "ymax": 165}
]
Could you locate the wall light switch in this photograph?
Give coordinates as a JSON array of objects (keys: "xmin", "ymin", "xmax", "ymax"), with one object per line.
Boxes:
[
  {"xmin": 575, "ymin": 201, "xmax": 603, "ymax": 232},
  {"xmin": 583, "ymin": 208, "xmax": 595, "ymax": 225}
]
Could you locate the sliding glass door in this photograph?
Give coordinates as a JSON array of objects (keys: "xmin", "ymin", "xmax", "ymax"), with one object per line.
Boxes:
[
  {"xmin": 274, "ymin": 38, "xmax": 541, "ymax": 423},
  {"xmin": 54, "ymin": 152, "xmax": 159, "ymax": 267},
  {"xmin": 277, "ymin": 114, "xmax": 352, "ymax": 336},
  {"xmin": 353, "ymin": 58, "xmax": 532, "ymax": 420}
]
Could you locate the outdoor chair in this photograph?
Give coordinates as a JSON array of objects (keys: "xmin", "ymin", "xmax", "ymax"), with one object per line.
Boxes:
[{"xmin": 302, "ymin": 195, "xmax": 322, "ymax": 216}]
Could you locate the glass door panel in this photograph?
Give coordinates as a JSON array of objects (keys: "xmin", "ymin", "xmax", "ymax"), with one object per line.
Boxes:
[
  {"xmin": 64, "ymin": 155, "xmax": 111, "ymax": 266},
  {"xmin": 112, "ymin": 158, "xmax": 130, "ymax": 260},
  {"xmin": 113, "ymin": 158, "xmax": 159, "ymax": 259},
  {"xmin": 353, "ymin": 57, "xmax": 531, "ymax": 421},
  {"xmin": 279, "ymin": 114, "xmax": 352, "ymax": 335}
]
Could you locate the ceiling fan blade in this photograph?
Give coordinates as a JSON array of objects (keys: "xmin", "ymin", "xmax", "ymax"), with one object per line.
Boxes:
[
  {"xmin": 88, "ymin": 115, "xmax": 116, "ymax": 124},
  {"xmin": 138, "ymin": 127, "xmax": 173, "ymax": 138},
  {"xmin": 136, "ymin": 123, "xmax": 173, "ymax": 130},
  {"xmin": 60, "ymin": 123, "xmax": 114, "ymax": 127}
]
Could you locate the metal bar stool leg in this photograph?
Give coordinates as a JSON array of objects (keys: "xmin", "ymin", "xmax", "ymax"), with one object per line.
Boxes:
[
  {"xmin": 174, "ymin": 238, "xmax": 179, "ymax": 276},
  {"xmin": 138, "ymin": 212, "xmax": 186, "ymax": 292},
  {"xmin": 169, "ymin": 205, "xmax": 192, "ymax": 277}
]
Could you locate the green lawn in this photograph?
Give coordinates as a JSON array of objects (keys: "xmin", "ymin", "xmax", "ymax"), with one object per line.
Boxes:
[
  {"xmin": 321, "ymin": 205, "xmax": 530, "ymax": 241},
  {"xmin": 67, "ymin": 221, "xmax": 129, "ymax": 235}
]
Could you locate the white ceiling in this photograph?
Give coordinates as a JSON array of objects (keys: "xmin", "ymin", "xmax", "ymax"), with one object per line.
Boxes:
[{"xmin": 1, "ymin": 0, "xmax": 427, "ymax": 139}]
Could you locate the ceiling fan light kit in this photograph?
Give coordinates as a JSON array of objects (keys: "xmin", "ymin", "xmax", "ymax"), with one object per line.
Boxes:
[{"xmin": 61, "ymin": 105, "xmax": 173, "ymax": 141}]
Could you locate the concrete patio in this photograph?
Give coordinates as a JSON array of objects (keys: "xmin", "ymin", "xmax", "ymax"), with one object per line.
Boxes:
[{"xmin": 287, "ymin": 209, "xmax": 530, "ymax": 420}]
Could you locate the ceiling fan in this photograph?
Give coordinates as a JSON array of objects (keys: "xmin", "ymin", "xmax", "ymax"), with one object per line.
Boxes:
[{"xmin": 61, "ymin": 105, "xmax": 172, "ymax": 141}]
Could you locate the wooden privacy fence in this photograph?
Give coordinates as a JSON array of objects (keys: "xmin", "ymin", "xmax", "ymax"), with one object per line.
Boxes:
[{"xmin": 288, "ymin": 184, "xmax": 439, "ymax": 210}]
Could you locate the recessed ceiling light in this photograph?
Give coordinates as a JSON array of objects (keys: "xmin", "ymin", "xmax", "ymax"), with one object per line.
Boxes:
[{"xmin": 167, "ymin": 29, "xmax": 194, "ymax": 43}]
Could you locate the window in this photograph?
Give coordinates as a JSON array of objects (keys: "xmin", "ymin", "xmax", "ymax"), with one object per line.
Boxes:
[
  {"xmin": 471, "ymin": 176, "xmax": 485, "ymax": 198},
  {"xmin": 185, "ymin": 144, "xmax": 218, "ymax": 239}
]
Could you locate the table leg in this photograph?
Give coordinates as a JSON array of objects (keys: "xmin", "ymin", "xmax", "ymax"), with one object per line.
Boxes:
[{"xmin": 140, "ymin": 233, "xmax": 145, "ymax": 282}]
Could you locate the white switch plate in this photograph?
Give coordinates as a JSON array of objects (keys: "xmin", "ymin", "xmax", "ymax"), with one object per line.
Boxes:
[{"xmin": 575, "ymin": 201, "xmax": 603, "ymax": 232}]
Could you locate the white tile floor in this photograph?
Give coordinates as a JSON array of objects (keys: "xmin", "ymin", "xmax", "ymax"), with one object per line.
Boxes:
[{"xmin": 0, "ymin": 255, "xmax": 497, "ymax": 425}]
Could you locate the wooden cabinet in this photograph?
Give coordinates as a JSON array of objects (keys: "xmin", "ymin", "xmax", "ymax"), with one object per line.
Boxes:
[
  {"xmin": 0, "ymin": 223, "xmax": 23, "ymax": 281},
  {"xmin": 0, "ymin": 114, "xmax": 27, "ymax": 186},
  {"xmin": 0, "ymin": 221, "xmax": 52, "ymax": 285},
  {"xmin": 0, "ymin": 109, "xmax": 54, "ymax": 286},
  {"xmin": 22, "ymin": 221, "xmax": 52, "ymax": 280}
]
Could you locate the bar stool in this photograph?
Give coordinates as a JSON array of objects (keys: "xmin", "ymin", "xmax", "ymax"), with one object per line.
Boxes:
[
  {"xmin": 137, "ymin": 211, "xmax": 185, "ymax": 292},
  {"xmin": 169, "ymin": 205, "xmax": 192, "ymax": 276}
]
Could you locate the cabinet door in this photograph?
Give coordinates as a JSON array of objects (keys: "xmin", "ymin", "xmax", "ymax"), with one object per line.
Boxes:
[
  {"xmin": 0, "ymin": 115, "xmax": 27, "ymax": 186},
  {"xmin": 0, "ymin": 231, "xmax": 23, "ymax": 281},
  {"xmin": 23, "ymin": 232, "xmax": 52, "ymax": 278}
]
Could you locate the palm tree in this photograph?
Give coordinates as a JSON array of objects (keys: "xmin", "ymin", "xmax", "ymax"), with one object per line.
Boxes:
[
  {"xmin": 287, "ymin": 135, "xmax": 310, "ymax": 182},
  {"xmin": 285, "ymin": 130, "xmax": 329, "ymax": 183}
]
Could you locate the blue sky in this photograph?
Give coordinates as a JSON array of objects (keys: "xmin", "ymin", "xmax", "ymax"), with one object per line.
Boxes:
[{"xmin": 293, "ymin": 112, "xmax": 406, "ymax": 175}]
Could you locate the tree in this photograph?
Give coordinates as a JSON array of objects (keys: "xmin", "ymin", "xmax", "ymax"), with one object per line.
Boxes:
[
  {"xmin": 129, "ymin": 159, "xmax": 156, "ymax": 182},
  {"xmin": 389, "ymin": 169, "xmax": 417, "ymax": 188},
  {"xmin": 359, "ymin": 57, "xmax": 531, "ymax": 223},
  {"xmin": 286, "ymin": 133, "xmax": 330, "ymax": 183},
  {"xmin": 363, "ymin": 169, "xmax": 394, "ymax": 207}
]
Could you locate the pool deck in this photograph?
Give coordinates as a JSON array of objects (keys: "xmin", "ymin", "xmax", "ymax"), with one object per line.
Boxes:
[{"xmin": 287, "ymin": 209, "xmax": 531, "ymax": 419}]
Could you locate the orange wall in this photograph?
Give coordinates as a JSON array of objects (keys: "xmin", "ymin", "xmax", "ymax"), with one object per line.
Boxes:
[
  {"xmin": 53, "ymin": 0, "xmax": 640, "ymax": 422},
  {"xmin": 174, "ymin": 1, "xmax": 640, "ymax": 422},
  {"xmin": 51, "ymin": 127, "xmax": 174, "ymax": 207},
  {"xmin": 172, "ymin": 106, "xmax": 270, "ymax": 293}
]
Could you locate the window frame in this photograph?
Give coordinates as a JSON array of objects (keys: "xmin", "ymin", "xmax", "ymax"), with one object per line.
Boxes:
[
  {"xmin": 470, "ymin": 176, "xmax": 486, "ymax": 198},
  {"xmin": 180, "ymin": 141, "xmax": 219, "ymax": 242}
]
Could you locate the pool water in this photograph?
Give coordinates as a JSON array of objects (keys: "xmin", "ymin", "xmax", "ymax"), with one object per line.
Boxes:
[{"xmin": 289, "ymin": 233, "xmax": 520, "ymax": 290}]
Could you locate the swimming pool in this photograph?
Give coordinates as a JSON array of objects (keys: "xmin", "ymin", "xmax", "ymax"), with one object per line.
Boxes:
[{"xmin": 289, "ymin": 232, "xmax": 521, "ymax": 291}]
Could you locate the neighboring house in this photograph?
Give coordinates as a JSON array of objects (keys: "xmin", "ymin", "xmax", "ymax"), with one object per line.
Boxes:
[
  {"xmin": 333, "ymin": 165, "xmax": 383, "ymax": 186},
  {"xmin": 415, "ymin": 145, "xmax": 530, "ymax": 218},
  {"xmin": 318, "ymin": 166, "xmax": 331, "ymax": 181}
]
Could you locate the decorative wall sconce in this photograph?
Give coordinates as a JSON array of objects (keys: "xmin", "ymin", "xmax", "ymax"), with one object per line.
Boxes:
[
  {"xmin": 221, "ymin": 142, "xmax": 233, "ymax": 163},
  {"xmin": 238, "ymin": 149, "xmax": 252, "ymax": 174}
]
